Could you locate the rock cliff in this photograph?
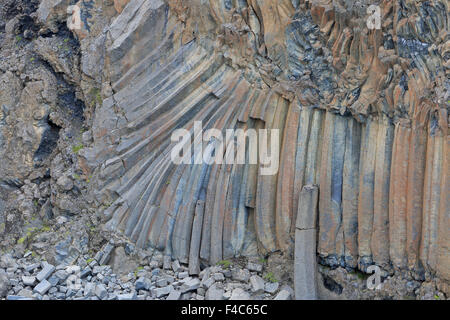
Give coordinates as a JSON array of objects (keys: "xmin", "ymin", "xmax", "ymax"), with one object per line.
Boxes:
[{"xmin": 0, "ymin": 0, "xmax": 448, "ymax": 299}]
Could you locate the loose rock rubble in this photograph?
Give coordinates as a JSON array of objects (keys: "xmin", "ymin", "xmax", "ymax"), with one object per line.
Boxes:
[
  {"xmin": 0, "ymin": 247, "xmax": 291, "ymax": 300},
  {"xmin": 2, "ymin": 241, "xmax": 446, "ymax": 300}
]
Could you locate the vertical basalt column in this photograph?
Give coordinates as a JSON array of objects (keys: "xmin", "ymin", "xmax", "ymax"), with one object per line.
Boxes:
[
  {"xmin": 255, "ymin": 94, "xmax": 288, "ymax": 254},
  {"xmin": 210, "ymin": 153, "xmax": 234, "ymax": 264},
  {"xmin": 405, "ymin": 121, "xmax": 427, "ymax": 271},
  {"xmin": 159, "ymin": 165, "xmax": 192, "ymax": 255},
  {"xmin": 254, "ymin": 94, "xmax": 280, "ymax": 254},
  {"xmin": 372, "ymin": 116, "xmax": 394, "ymax": 267},
  {"xmin": 231, "ymin": 124, "xmax": 252, "ymax": 257},
  {"xmin": 420, "ymin": 124, "xmax": 446, "ymax": 276},
  {"xmin": 223, "ymin": 138, "xmax": 244, "ymax": 259},
  {"xmin": 200, "ymin": 162, "xmax": 220, "ymax": 262},
  {"xmin": 357, "ymin": 117, "xmax": 379, "ymax": 269},
  {"xmin": 293, "ymin": 105, "xmax": 313, "ymax": 225},
  {"xmin": 171, "ymin": 163, "xmax": 206, "ymax": 263},
  {"xmin": 389, "ymin": 122, "xmax": 410, "ymax": 270},
  {"xmin": 318, "ymin": 112, "xmax": 346, "ymax": 263},
  {"xmin": 437, "ymin": 132, "xmax": 449, "ymax": 280},
  {"xmin": 304, "ymin": 109, "xmax": 324, "ymax": 186},
  {"xmin": 189, "ymin": 200, "xmax": 206, "ymax": 275},
  {"xmin": 276, "ymin": 101, "xmax": 301, "ymax": 251},
  {"xmin": 331, "ymin": 115, "xmax": 347, "ymax": 262},
  {"xmin": 420, "ymin": 130, "xmax": 435, "ymax": 273},
  {"xmin": 244, "ymin": 119, "xmax": 264, "ymax": 209},
  {"xmin": 318, "ymin": 111, "xmax": 335, "ymax": 259},
  {"xmin": 342, "ymin": 117, "xmax": 361, "ymax": 268}
]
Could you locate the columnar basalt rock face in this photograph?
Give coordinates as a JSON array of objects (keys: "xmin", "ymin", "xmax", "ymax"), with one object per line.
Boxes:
[
  {"xmin": 71, "ymin": 0, "xmax": 449, "ymax": 285},
  {"xmin": 1, "ymin": 0, "xmax": 448, "ymax": 296}
]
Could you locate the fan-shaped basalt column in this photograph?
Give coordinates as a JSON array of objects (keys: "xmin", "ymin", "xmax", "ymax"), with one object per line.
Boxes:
[{"xmin": 81, "ymin": 0, "xmax": 448, "ymax": 281}]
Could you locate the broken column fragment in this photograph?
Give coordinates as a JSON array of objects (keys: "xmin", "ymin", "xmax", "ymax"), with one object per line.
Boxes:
[{"xmin": 294, "ymin": 185, "xmax": 319, "ymax": 300}]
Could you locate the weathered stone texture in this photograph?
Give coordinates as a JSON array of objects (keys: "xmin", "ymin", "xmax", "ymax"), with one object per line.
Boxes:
[
  {"xmin": 1, "ymin": 0, "xmax": 448, "ymax": 295},
  {"xmin": 77, "ymin": 0, "xmax": 449, "ymax": 283}
]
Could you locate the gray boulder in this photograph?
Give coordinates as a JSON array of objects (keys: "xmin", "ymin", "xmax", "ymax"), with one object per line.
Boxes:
[{"xmin": 0, "ymin": 270, "xmax": 11, "ymax": 297}]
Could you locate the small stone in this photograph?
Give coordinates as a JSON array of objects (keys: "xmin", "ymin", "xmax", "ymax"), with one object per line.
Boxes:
[
  {"xmin": 155, "ymin": 277, "xmax": 168, "ymax": 288},
  {"xmin": 274, "ymin": 289, "xmax": 291, "ymax": 300},
  {"xmin": 95, "ymin": 284, "xmax": 108, "ymax": 300},
  {"xmin": 66, "ymin": 289, "xmax": 75, "ymax": 298},
  {"xmin": 180, "ymin": 292, "xmax": 192, "ymax": 300},
  {"xmin": 36, "ymin": 263, "xmax": 55, "ymax": 282},
  {"xmin": 135, "ymin": 277, "xmax": 151, "ymax": 291},
  {"xmin": 178, "ymin": 271, "xmax": 189, "ymax": 279},
  {"xmin": 250, "ymin": 275, "xmax": 265, "ymax": 293},
  {"xmin": 32, "ymin": 292, "xmax": 42, "ymax": 300},
  {"xmin": 223, "ymin": 269, "xmax": 232, "ymax": 278},
  {"xmin": 118, "ymin": 292, "xmax": 137, "ymax": 300},
  {"xmin": 80, "ymin": 267, "xmax": 92, "ymax": 278},
  {"xmin": 151, "ymin": 268, "xmax": 161, "ymax": 276},
  {"xmin": 280, "ymin": 285, "xmax": 294, "ymax": 297},
  {"xmin": 155, "ymin": 285, "xmax": 173, "ymax": 298},
  {"xmin": 81, "ymin": 130, "xmax": 93, "ymax": 144},
  {"xmin": 49, "ymin": 287, "xmax": 58, "ymax": 294},
  {"xmin": 56, "ymin": 216, "xmax": 68, "ymax": 224},
  {"xmin": 163, "ymin": 256, "xmax": 171, "ymax": 270},
  {"xmin": 181, "ymin": 278, "xmax": 200, "ymax": 293},
  {"xmin": 166, "ymin": 290, "xmax": 181, "ymax": 300},
  {"xmin": 24, "ymin": 263, "xmax": 40, "ymax": 273},
  {"xmin": 84, "ymin": 282, "xmax": 95, "ymax": 297},
  {"xmin": 213, "ymin": 273, "xmax": 225, "ymax": 281},
  {"xmin": 33, "ymin": 280, "xmax": 52, "ymax": 295},
  {"xmin": 172, "ymin": 260, "xmax": 181, "ymax": 273},
  {"xmin": 92, "ymin": 266, "xmax": 102, "ymax": 275},
  {"xmin": 247, "ymin": 262, "xmax": 263, "ymax": 273},
  {"xmin": 264, "ymin": 282, "xmax": 279, "ymax": 294},
  {"xmin": 57, "ymin": 175, "xmax": 73, "ymax": 191},
  {"xmin": 22, "ymin": 276, "xmax": 36, "ymax": 286},
  {"xmin": 88, "ymin": 259, "xmax": 98, "ymax": 268},
  {"xmin": 23, "ymin": 29, "xmax": 34, "ymax": 40},
  {"xmin": 232, "ymin": 268, "xmax": 250, "ymax": 282},
  {"xmin": 197, "ymin": 287, "xmax": 206, "ymax": 296},
  {"xmin": 230, "ymin": 288, "xmax": 250, "ymax": 300},
  {"xmin": 47, "ymin": 275, "xmax": 59, "ymax": 287},
  {"xmin": 54, "ymin": 270, "xmax": 69, "ymax": 282},
  {"xmin": 124, "ymin": 243, "xmax": 135, "ymax": 255},
  {"xmin": 223, "ymin": 291, "xmax": 232, "ymax": 299},
  {"xmin": 55, "ymin": 292, "xmax": 66, "ymax": 299},
  {"xmin": 201, "ymin": 277, "xmax": 215, "ymax": 289},
  {"xmin": 206, "ymin": 283, "xmax": 224, "ymax": 300},
  {"xmin": 99, "ymin": 243, "xmax": 115, "ymax": 266},
  {"xmin": 199, "ymin": 268, "xmax": 208, "ymax": 280},
  {"xmin": 17, "ymin": 288, "xmax": 33, "ymax": 298},
  {"xmin": 166, "ymin": 275, "xmax": 175, "ymax": 284}
]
